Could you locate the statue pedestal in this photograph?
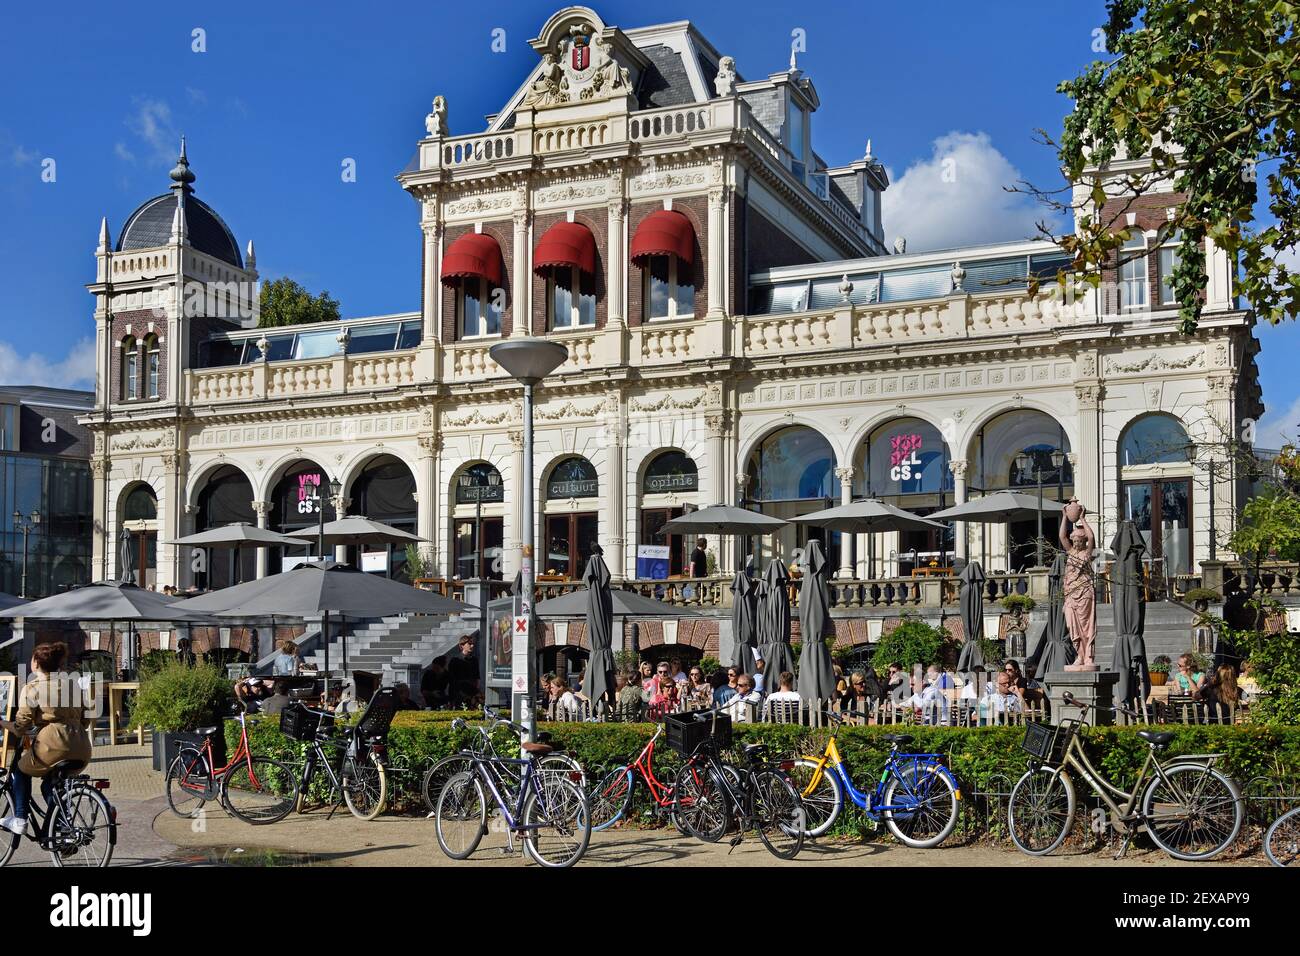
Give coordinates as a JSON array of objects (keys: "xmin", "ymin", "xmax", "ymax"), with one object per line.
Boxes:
[{"xmin": 1044, "ymin": 669, "xmax": 1120, "ymax": 726}]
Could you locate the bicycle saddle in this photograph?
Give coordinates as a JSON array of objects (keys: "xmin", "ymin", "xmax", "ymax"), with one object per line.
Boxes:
[
  {"xmin": 522, "ymin": 742, "xmax": 554, "ymax": 755},
  {"xmin": 882, "ymin": 734, "xmax": 914, "ymax": 746},
  {"xmin": 742, "ymin": 743, "xmax": 767, "ymax": 756},
  {"xmin": 194, "ymin": 726, "xmax": 219, "ymax": 737},
  {"xmin": 48, "ymin": 760, "xmax": 88, "ymax": 779},
  {"xmin": 1137, "ymin": 729, "xmax": 1176, "ymax": 747}
]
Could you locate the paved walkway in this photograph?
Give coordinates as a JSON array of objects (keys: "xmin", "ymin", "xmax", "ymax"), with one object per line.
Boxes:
[{"xmin": 8, "ymin": 742, "xmax": 1269, "ymax": 867}]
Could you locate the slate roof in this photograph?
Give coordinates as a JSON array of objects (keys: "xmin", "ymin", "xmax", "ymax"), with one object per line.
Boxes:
[{"xmin": 117, "ymin": 193, "xmax": 243, "ymax": 268}]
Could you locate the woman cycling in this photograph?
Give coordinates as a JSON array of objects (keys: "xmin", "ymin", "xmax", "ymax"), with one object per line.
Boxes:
[{"xmin": 0, "ymin": 642, "xmax": 93, "ymax": 836}]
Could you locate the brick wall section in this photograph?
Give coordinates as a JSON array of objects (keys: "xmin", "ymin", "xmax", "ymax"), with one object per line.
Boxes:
[
  {"xmin": 1098, "ymin": 191, "xmax": 1193, "ymax": 314},
  {"xmin": 731, "ymin": 192, "xmax": 745, "ymax": 315},
  {"xmin": 747, "ymin": 208, "xmax": 819, "ymax": 274},
  {"xmin": 187, "ymin": 315, "xmax": 242, "ymax": 366},
  {"xmin": 110, "ymin": 309, "xmax": 167, "ymax": 404},
  {"xmin": 441, "ymin": 221, "xmax": 515, "ymax": 341},
  {"xmin": 529, "ymin": 210, "xmax": 608, "ymax": 334},
  {"xmin": 626, "ymin": 196, "xmax": 707, "ymax": 327}
]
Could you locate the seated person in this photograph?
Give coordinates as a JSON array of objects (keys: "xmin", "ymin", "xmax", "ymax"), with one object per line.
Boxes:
[
  {"xmin": 1172, "ymin": 654, "xmax": 1207, "ymax": 695},
  {"xmin": 234, "ymin": 677, "xmax": 276, "ymax": 713},
  {"xmin": 260, "ymin": 680, "xmax": 292, "ymax": 715},
  {"xmin": 1003, "ymin": 660, "xmax": 1043, "ymax": 706},
  {"xmin": 723, "ymin": 674, "xmax": 763, "ymax": 723},
  {"xmin": 907, "ymin": 666, "xmax": 950, "ymax": 725},
  {"xmin": 763, "ymin": 671, "xmax": 801, "ymax": 718},
  {"xmin": 614, "ymin": 672, "xmax": 643, "ymax": 715},
  {"xmin": 393, "ymin": 683, "xmax": 420, "ymax": 711}
]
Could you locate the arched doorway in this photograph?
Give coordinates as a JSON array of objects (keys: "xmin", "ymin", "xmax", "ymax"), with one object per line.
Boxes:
[
  {"xmin": 196, "ymin": 465, "xmax": 256, "ymax": 588},
  {"xmin": 854, "ymin": 417, "xmax": 955, "ymax": 576},
  {"xmin": 350, "ymin": 455, "xmax": 417, "ymax": 578},
  {"xmin": 970, "ymin": 410, "xmax": 1074, "ymax": 571},
  {"xmin": 120, "ymin": 483, "xmax": 157, "ymax": 588},
  {"xmin": 639, "ymin": 449, "xmax": 700, "ymax": 578},
  {"xmin": 742, "ymin": 426, "xmax": 839, "ymax": 571},
  {"xmin": 451, "ymin": 461, "xmax": 504, "ymax": 581},
  {"xmin": 1119, "ymin": 413, "xmax": 1193, "ymax": 581},
  {"xmin": 270, "ymin": 461, "xmax": 335, "ymax": 571},
  {"xmin": 542, "ymin": 457, "xmax": 598, "ymax": 579}
]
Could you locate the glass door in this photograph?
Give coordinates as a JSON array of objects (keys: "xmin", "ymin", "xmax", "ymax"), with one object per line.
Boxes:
[
  {"xmin": 543, "ymin": 513, "xmax": 597, "ymax": 579},
  {"xmin": 454, "ymin": 516, "xmax": 504, "ymax": 580},
  {"xmin": 1123, "ymin": 478, "xmax": 1192, "ymax": 582}
]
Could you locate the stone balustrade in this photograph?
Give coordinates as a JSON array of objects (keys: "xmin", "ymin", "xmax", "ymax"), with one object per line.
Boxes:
[{"xmin": 185, "ymin": 349, "xmax": 420, "ymax": 404}]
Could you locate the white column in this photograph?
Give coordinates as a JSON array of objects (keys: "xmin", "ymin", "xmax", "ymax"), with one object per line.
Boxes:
[
  {"xmin": 253, "ymin": 500, "xmax": 272, "ymax": 579},
  {"xmin": 949, "ymin": 459, "xmax": 968, "ymax": 561},
  {"xmin": 421, "ymin": 218, "xmax": 442, "ymax": 342},
  {"xmin": 1074, "ymin": 382, "xmax": 1102, "ymax": 542},
  {"xmin": 706, "ymin": 188, "xmax": 725, "ymax": 318},
  {"xmin": 511, "ymin": 210, "xmax": 531, "ymax": 337},
  {"xmin": 503, "ymin": 428, "xmax": 524, "ymax": 580},
  {"xmin": 607, "ymin": 199, "xmax": 626, "ymax": 328},
  {"xmin": 416, "ymin": 435, "xmax": 439, "ymax": 572},
  {"xmin": 834, "ymin": 466, "xmax": 854, "ymax": 577}
]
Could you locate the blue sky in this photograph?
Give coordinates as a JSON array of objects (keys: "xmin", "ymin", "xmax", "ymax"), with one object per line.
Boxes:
[{"xmin": 1, "ymin": 0, "xmax": 1296, "ymax": 445}]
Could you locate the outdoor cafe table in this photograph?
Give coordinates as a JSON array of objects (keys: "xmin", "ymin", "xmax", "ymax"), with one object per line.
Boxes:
[{"xmin": 106, "ymin": 681, "xmax": 144, "ymax": 747}]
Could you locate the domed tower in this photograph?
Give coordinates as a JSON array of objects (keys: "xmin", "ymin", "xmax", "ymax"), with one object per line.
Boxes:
[{"xmin": 88, "ymin": 138, "xmax": 258, "ymax": 413}]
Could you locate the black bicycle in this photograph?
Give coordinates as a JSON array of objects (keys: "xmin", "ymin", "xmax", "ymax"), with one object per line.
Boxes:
[
  {"xmin": 667, "ymin": 709, "xmax": 806, "ymax": 860},
  {"xmin": 282, "ymin": 689, "xmax": 396, "ymax": 822},
  {"xmin": 0, "ymin": 754, "xmax": 116, "ymax": 867}
]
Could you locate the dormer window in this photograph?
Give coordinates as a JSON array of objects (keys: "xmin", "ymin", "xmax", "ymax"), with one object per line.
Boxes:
[{"xmin": 788, "ymin": 100, "xmax": 807, "ymax": 180}]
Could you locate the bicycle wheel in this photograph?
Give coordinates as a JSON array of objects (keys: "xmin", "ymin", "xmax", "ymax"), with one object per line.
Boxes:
[
  {"xmin": 539, "ymin": 753, "xmax": 587, "ymax": 789},
  {"xmin": 672, "ymin": 762, "xmax": 729, "ymax": 843},
  {"xmin": 1008, "ymin": 766, "xmax": 1075, "ymax": 856},
  {"xmin": 165, "ymin": 748, "xmax": 211, "ymax": 819},
  {"xmin": 883, "ymin": 763, "xmax": 959, "ymax": 849},
  {"xmin": 752, "ymin": 770, "xmax": 805, "ymax": 860},
  {"xmin": 589, "ymin": 764, "xmax": 634, "ymax": 832},
  {"xmin": 1142, "ymin": 763, "xmax": 1243, "ymax": 861},
  {"xmin": 435, "ymin": 771, "xmax": 486, "ymax": 860},
  {"xmin": 1265, "ymin": 805, "xmax": 1300, "ymax": 867},
  {"xmin": 421, "ymin": 754, "xmax": 472, "ymax": 814},
  {"xmin": 49, "ymin": 785, "xmax": 115, "ymax": 868},
  {"xmin": 342, "ymin": 752, "xmax": 388, "ymax": 821},
  {"xmin": 220, "ymin": 757, "xmax": 298, "ymax": 825},
  {"xmin": 0, "ymin": 778, "xmax": 19, "ymax": 867},
  {"xmin": 788, "ymin": 758, "xmax": 844, "ymax": 838},
  {"xmin": 523, "ymin": 774, "xmax": 590, "ymax": 869}
]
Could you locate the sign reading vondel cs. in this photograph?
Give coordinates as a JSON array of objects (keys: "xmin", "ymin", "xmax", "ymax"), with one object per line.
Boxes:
[{"xmin": 889, "ymin": 434, "xmax": 923, "ymax": 482}]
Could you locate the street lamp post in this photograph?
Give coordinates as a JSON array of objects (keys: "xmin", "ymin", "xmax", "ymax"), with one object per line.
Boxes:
[
  {"xmin": 489, "ymin": 338, "xmax": 568, "ymax": 743},
  {"xmin": 1015, "ymin": 448, "xmax": 1066, "ymax": 568},
  {"xmin": 317, "ymin": 477, "xmax": 342, "ymax": 561},
  {"xmin": 13, "ymin": 509, "xmax": 41, "ymax": 598}
]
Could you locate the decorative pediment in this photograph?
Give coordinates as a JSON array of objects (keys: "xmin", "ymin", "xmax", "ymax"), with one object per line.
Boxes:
[{"xmin": 523, "ymin": 7, "xmax": 648, "ymax": 111}]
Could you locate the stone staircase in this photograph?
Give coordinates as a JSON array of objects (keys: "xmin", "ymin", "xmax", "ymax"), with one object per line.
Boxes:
[
  {"xmin": 302, "ymin": 613, "xmax": 478, "ymax": 685},
  {"xmin": 1093, "ymin": 601, "xmax": 1203, "ymax": 665}
]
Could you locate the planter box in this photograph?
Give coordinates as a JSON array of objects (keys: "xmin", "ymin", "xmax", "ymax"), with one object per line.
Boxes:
[
  {"xmin": 1150, "ymin": 672, "xmax": 1168, "ymax": 687},
  {"xmin": 152, "ymin": 728, "xmax": 226, "ymax": 774}
]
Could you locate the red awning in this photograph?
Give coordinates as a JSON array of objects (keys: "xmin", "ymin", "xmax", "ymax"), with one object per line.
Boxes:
[
  {"xmin": 630, "ymin": 209, "xmax": 694, "ymax": 264},
  {"xmin": 440, "ymin": 232, "xmax": 503, "ymax": 287},
  {"xmin": 533, "ymin": 221, "xmax": 597, "ymax": 276}
]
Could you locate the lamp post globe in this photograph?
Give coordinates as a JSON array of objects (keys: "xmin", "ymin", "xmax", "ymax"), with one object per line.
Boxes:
[{"xmin": 489, "ymin": 337, "xmax": 568, "ymax": 742}]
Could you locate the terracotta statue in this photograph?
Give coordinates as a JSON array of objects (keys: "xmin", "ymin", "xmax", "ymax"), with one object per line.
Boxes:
[{"xmin": 1059, "ymin": 505, "xmax": 1097, "ymax": 668}]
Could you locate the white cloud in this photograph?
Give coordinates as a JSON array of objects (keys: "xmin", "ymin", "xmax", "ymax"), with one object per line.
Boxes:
[
  {"xmin": 125, "ymin": 97, "xmax": 177, "ymax": 165},
  {"xmin": 10, "ymin": 144, "xmax": 37, "ymax": 166},
  {"xmin": 881, "ymin": 131, "xmax": 1055, "ymax": 252},
  {"xmin": 1257, "ymin": 393, "xmax": 1300, "ymax": 450},
  {"xmin": 0, "ymin": 338, "xmax": 96, "ymax": 390},
  {"xmin": 185, "ymin": 86, "xmax": 207, "ymax": 106},
  {"xmin": 113, "ymin": 141, "xmax": 136, "ymax": 163}
]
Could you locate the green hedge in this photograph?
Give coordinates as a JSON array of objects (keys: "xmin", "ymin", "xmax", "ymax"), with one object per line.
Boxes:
[{"xmin": 227, "ymin": 713, "xmax": 1300, "ymax": 825}]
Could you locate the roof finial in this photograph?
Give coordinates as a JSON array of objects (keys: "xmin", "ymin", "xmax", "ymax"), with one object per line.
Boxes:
[
  {"xmin": 169, "ymin": 134, "xmax": 196, "ymax": 193},
  {"xmin": 245, "ymin": 238, "xmax": 256, "ymax": 270},
  {"xmin": 97, "ymin": 217, "xmax": 111, "ymax": 254},
  {"xmin": 864, "ymin": 138, "xmax": 873, "ymax": 162},
  {"xmin": 789, "ymin": 47, "xmax": 798, "ymax": 72}
]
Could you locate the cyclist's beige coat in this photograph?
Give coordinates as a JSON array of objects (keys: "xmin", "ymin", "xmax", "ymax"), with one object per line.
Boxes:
[{"xmin": 11, "ymin": 675, "xmax": 92, "ymax": 777}]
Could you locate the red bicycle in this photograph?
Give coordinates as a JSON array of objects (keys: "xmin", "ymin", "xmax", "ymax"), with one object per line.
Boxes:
[
  {"xmin": 587, "ymin": 724, "xmax": 732, "ymax": 834},
  {"xmin": 163, "ymin": 705, "xmax": 297, "ymax": 825}
]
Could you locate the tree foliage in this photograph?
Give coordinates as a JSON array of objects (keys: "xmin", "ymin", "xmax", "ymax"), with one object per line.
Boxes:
[
  {"xmin": 1048, "ymin": 0, "xmax": 1300, "ymax": 332},
  {"xmin": 1229, "ymin": 485, "xmax": 1300, "ymax": 565},
  {"xmin": 257, "ymin": 276, "xmax": 341, "ymax": 328}
]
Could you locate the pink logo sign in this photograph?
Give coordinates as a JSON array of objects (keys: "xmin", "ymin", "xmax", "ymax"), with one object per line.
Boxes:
[{"xmin": 890, "ymin": 434, "xmax": 922, "ymax": 468}]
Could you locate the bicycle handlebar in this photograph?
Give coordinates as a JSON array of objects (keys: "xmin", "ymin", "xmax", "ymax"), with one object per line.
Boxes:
[{"xmin": 1061, "ymin": 692, "xmax": 1142, "ymax": 721}]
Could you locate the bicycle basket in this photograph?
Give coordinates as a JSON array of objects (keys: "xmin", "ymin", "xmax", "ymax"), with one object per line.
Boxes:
[
  {"xmin": 1021, "ymin": 721, "xmax": 1072, "ymax": 765},
  {"xmin": 664, "ymin": 710, "xmax": 732, "ymax": 756},
  {"xmin": 280, "ymin": 702, "xmax": 333, "ymax": 742}
]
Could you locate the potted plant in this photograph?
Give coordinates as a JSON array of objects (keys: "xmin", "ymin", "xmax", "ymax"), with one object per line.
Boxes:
[
  {"xmin": 130, "ymin": 661, "xmax": 235, "ymax": 772},
  {"xmin": 1183, "ymin": 587, "xmax": 1222, "ymax": 614},
  {"xmin": 1150, "ymin": 655, "xmax": 1172, "ymax": 686}
]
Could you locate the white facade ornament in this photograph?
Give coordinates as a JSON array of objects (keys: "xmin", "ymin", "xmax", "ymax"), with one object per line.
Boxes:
[
  {"xmin": 950, "ymin": 261, "xmax": 965, "ymax": 293},
  {"xmin": 524, "ymin": 54, "xmax": 570, "ymax": 108},
  {"xmin": 893, "ymin": 236, "xmax": 907, "ymax": 255},
  {"xmin": 714, "ymin": 56, "xmax": 736, "ymax": 96},
  {"xmin": 424, "ymin": 95, "xmax": 448, "ymax": 138},
  {"xmin": 864, "ymin": 139, "xmax": 873, "ymax": 163},
  {"xmin": 255, "ymin": 335, "xmax": 270, "ymax": 361},
  {"xmin": 336, "ymin": 326, "xmax": 351, "ymax": 353},
  {"xmin": 838, "ymin": 274, "xmax": 854, "ymax": 303}
]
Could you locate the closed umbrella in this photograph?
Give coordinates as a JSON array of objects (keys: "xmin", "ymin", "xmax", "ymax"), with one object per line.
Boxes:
[
  {"xmin": 1109, "ymin": 520, "xmax": 1150, "ymax": 708},
  {"xmin": 580, "ymin": 550, "xmax": 616, "ymax": 708},
  {"xmin": 118, "ymin": 527, "xmax": 135, "ymax": 585},
  {"xmin": 1026, "ymin": 552, "xmax": 1076, "ymax": 675},
  {"xmin": 757, "ymin": 559, "xmax": 795, "ymax": 687},
  {"xmin": 729, "ymin": 565, "xmax": 758, "ymax": 672},
  {"xmin": 956, "ymin": 561, "xmax": 987, "ymax": 674},
  {"xmin": 797, "ymin": 539, "xmax": 836, "ymax": 702}
]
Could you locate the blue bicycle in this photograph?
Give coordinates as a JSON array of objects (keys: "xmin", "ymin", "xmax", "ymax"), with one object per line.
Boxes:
[{"xmin": 790, "ymin": 711, "xmax": 961, "ymax": 847}]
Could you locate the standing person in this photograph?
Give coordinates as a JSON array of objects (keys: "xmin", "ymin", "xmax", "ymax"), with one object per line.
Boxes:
[
  {"xmin": 752, "ymin": 656, "xmax": 767, "ymax": 695},
  {"xmin": 421, "ymin": 657, "xmax": 450, "ymax": 709},
  {"xmin": 639, "ymin": 660, "xmax": 655, "ymax": 692},
  {"xmin": 271, "ymin": 639, "xmax": 301, "ymax": 676},
  {"xmin": 447, "ymin": 635, "xmax": 480, "ymax": 707},
  {"xmin": 248, "ymin": 627, "xmax": 261, "ymax": 665},
  {"xmin": 0, "ymin": 641, "xmax": 93, "ymax": 836},
  {"xmin": 690, "ymin": 537, "xmax": 709, "ymax": 578}
]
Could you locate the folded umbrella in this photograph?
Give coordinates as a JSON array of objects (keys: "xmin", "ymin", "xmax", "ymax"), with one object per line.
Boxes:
[
  {"xmin": 580, "ymin": 552, "xmax": 616, "ymax": 707},
  {"xmin": 756, "ymin": 559, "xmax": 795, "ymax": 687},
  {"xmin": 1109, "ymin": 520, "xmax": 1150, "ymax": 708},
  {"xmin": 797, "ymin": 539, "xmax": 837, "ymax": 702},
  {"xmin": 729, "ymin": 566, "xmax": 758, "ymax": 672},
  {"xmin": 956, "ymin": 561, "xmax": 987, "ymax": 674},
  {"xmin": 1025, "ymin": 552, "xmax": 1076, "ymax": 675}
]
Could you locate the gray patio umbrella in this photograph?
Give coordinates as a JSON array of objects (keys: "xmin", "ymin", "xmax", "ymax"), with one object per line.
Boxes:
[
  {"xmin": 929, "ymin": 492, "xmax": 1065, "ymax": 571},
  {"xmin": 661, "ymin": 504, "xmax": 788, "ymax": 574},
  {"xmin": 580, "ymin": 551, "xmax": 616, "ymax": 708},
  {"xmin": 1109, "ymin": 520, "xmax": 1150, "ymax": 708},
  {"xmin": 118, "ymin": 527, "xmax": 135, "ymax": 585},
  {"xmin": 533, "ymin": 588, "xmax": 703, "ymax": 618},
  {"xmin": 792, "ymin": 499, "xmax": 946, "ymax": 534},
  {"xmin": 729, "ymin": 564, "xmax": 759, "ymax": 673},
  {"xmin": 169, "ymin": 523, "xmax": 308, "ymax": 548},
  {"xmin": 756, "ymin": 559, "xmax": 795, "ymax": 687},
  {"xmin": 175, "ymin": 561, "xmax": 471, "ymax": 675},
  {"xmin": 956, "ymin": 560, "xmax": 987, "ymax": 674},
  {"xmin": 287, "ymin": 516, "xmax": 427, "ymax": 547},
  {"xmin": 797, "ymin": 539, "xmax": 836, "ymax": 702},
  {"xmin": 1026, "ymin": 552, "xmax": 1076, "ymax": 675},
  {"xmin": 0, "ymin": 592, "xmax": 27, "ymax": 613}
]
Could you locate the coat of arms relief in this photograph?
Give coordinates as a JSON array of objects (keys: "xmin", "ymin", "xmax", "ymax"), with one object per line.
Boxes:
[{"xmin": 524, "ymin": 22, "xmax": 632, "ymax": 109}]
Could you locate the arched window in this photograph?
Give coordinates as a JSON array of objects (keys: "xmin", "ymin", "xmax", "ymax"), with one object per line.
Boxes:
[
  {"xmin": 747, "ymin": 427, "xmax": 834, "ymax": 501},
  {"xmin": 860, "ymin": 418, "xmax": 952, "ymax": 497},
  {"xmin": 121, "ymin": 336, "xmax": 139, "ymax": 400},
  {"xmin": 643, "ymin": 450, "xmax": 698, "ymax": 494},
  {"xmin": 535, "ymin": 221, "xmax": 597, "ymax": 330},
  {"xmin": 441, "ymin": 232, "xmax": 504, "ymax": 339},
  {"xmin": 1120, "ymin": 414, "xmax": 1191, "ymax": 466},
  {"xmin": 122, "ymin": 484, "xmax": 157, "ymax": 521},
  {"xmin": 197, "ymin": 466, "xmax": 255, "ymax": 588},
  {"xmin": 144, "ymin": 334, "xmax": 160, "ymax": 398},
  {"xmin": 971, "ymin": 410, "xmax": 1073, "ymax": 493},
  {"xmin": 546, "ymin": 457, "xmax": 598, "ymax": 499}
]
